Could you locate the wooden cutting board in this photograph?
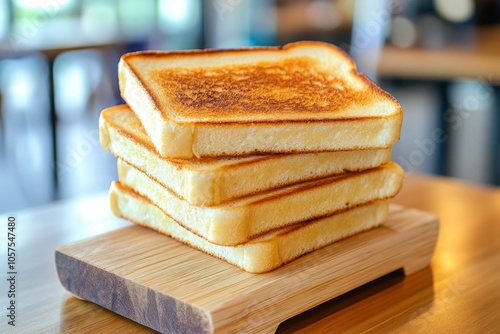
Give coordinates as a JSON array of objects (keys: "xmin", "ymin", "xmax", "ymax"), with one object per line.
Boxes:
[{"xmin": 55, "ymin": 205, "xmax": 439, "ymax": 333}]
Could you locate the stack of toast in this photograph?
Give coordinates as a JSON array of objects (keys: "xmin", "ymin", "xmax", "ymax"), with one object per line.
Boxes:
[{"xmin": 99, "ymin": 41, "xmax": 404, "ymax": 273}]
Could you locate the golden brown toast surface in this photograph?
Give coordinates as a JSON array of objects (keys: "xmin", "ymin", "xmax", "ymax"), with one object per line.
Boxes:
[{"xmin": 120, "ymin": 41, "xmax": 401, "ymax": 123}]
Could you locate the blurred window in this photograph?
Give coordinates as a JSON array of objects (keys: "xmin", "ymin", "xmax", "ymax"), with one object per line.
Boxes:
[
  {"xmin": 118, "ymin": 0, "xmax": 156, "ymax": 38},
  {"xmin": 158, "ymin": 0, "xmax": 196, "ymax": 34},
  {"xmin": 0, "ymin": 0, "xmax": 9, "ymax": 40},
  {"xmin": 81, "ymin": 0, "xmax": 118, "ymax": 40},
  {"xmin": 157, "ymin": 0, "xmax": 202, "ymax": 49},
  {"xmin": 11, "ymin": 0, "xmax": 79, "ymax": 33}
]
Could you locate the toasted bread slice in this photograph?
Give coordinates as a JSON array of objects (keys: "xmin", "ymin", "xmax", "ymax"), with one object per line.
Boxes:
[
  {"xmin": 100, "ymin": 105, "xmax": 392, "ymax": 206},
  {"xmin": 119, "ymin": 41, "xmax": 403, "ymax": 158},
  {"xmin": 117, "ymin": 159, "xmax": 403, "ymax": 246},
  {"xmin": 109, "ymin": 181, "xmax": 390, "ymax": 273}
]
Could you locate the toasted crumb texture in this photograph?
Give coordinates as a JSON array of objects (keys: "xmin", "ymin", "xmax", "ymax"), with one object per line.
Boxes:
[{"xmin": 118, "ymin": 41, "xmax": 403, "ymax": 158}]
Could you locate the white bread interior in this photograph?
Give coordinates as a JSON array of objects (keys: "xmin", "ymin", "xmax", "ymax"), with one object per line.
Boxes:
[
  {"xmin": 117, "ymin": 159, "xmax": 404, "ymax": 246},
  {"xmin": 100, "ymin": 105, "xmax": 393, "ymax": 206},
  {"xmin": 119, "ymin": 41, "xmax": 403, "ymax": 158},
  {"xmin": 109, "ymin": 181, "xmax": 390, "ymax": 274}
]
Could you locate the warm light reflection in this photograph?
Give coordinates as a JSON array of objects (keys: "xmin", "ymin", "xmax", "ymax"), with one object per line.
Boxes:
[
  {"xmin": 433, "ymin": 251, "xmax": 457, "ymax": 271},
  {"xmin": 429, "ymin": 187, "xmax": 492, "ymax": 276}
]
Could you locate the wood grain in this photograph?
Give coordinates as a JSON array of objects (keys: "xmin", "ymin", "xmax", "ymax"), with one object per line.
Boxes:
[
  {"xmin": 2, "ymin": 174, "xmax": 499, "ymax": 333},
  {"xmin": 55, "ymin": 205, "xmax": 438, "ymax": 333}
]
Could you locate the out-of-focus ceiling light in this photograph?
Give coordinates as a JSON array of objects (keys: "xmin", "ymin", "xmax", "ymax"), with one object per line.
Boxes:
[
  {"xmin": 434, "ymin": 0, "xmax": 474, "ymax": 23},
  {"xmin": 389, "ymin": 16, "xmax": 417, "ymax": 48},
  {"xmin": 417, "ymin": 14, "xmax": 447, "ymax": 48},
  {"xmin": 307, "ymin": 0, "xmax": 341, "ymax": 31},
  {"xmin": 159, "ymin": 0, "xmax": 196, "ymax": 34}
]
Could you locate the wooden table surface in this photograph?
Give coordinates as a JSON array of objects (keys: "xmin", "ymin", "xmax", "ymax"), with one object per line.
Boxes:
[{"xmin": 1, "ymin": 174, "xmax": 499, "ymax": 333}]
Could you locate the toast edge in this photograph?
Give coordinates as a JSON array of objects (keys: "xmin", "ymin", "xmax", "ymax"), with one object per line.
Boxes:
[
  {"xmin": 144, "ymin": 113, "xmax": 402, "ymax": 159},
  {"xmin": 108, "ymin": 181, "xmax": 390, "ymax": 273},
  {"xmin": 119, "ymin": 41, "xmax": 403, "ymax": 159},
  {"xmin": 117, "ymin": 159, "xmax": 404, "ymax": 246},
  {"xmin": 120, "ymin": 41, "xmax": 403, "ymax": 122},
  {"xmin": 100, "ymin": 107, "xmax": 218, "ymax": 204},
  {"xmin": 119, "ymin": 59, "xmax": 196, "ymax": 158},
  {"xmin": 187, "ymin": 114, "xmax": 402, "ymax": 159}
]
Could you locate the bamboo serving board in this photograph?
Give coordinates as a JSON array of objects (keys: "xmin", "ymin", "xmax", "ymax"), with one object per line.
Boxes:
[{"xmin": 55, "ymin": 205, "xmax": 439, "ymax": 333}]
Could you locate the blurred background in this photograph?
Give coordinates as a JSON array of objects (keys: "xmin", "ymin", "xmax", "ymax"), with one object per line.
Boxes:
[{"xmin": 0, "ymin": 0, "xmax": 499, "ymax": 213}]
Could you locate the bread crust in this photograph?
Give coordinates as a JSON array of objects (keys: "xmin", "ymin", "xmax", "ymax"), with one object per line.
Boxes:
[
  {"xmin": 117, "ymin": 159, "xmax": 404, "ymax": 246},
  {"xmin": 121, "ymin": 41, "xmax": 402, "ymax": 125},
  {"xmin": 118, "ymin": 41, "xmax": 403, "ymax": 158},
  {"xmin": 110, "ymin": 181, "xmax": 389, "ymax": 273}
]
